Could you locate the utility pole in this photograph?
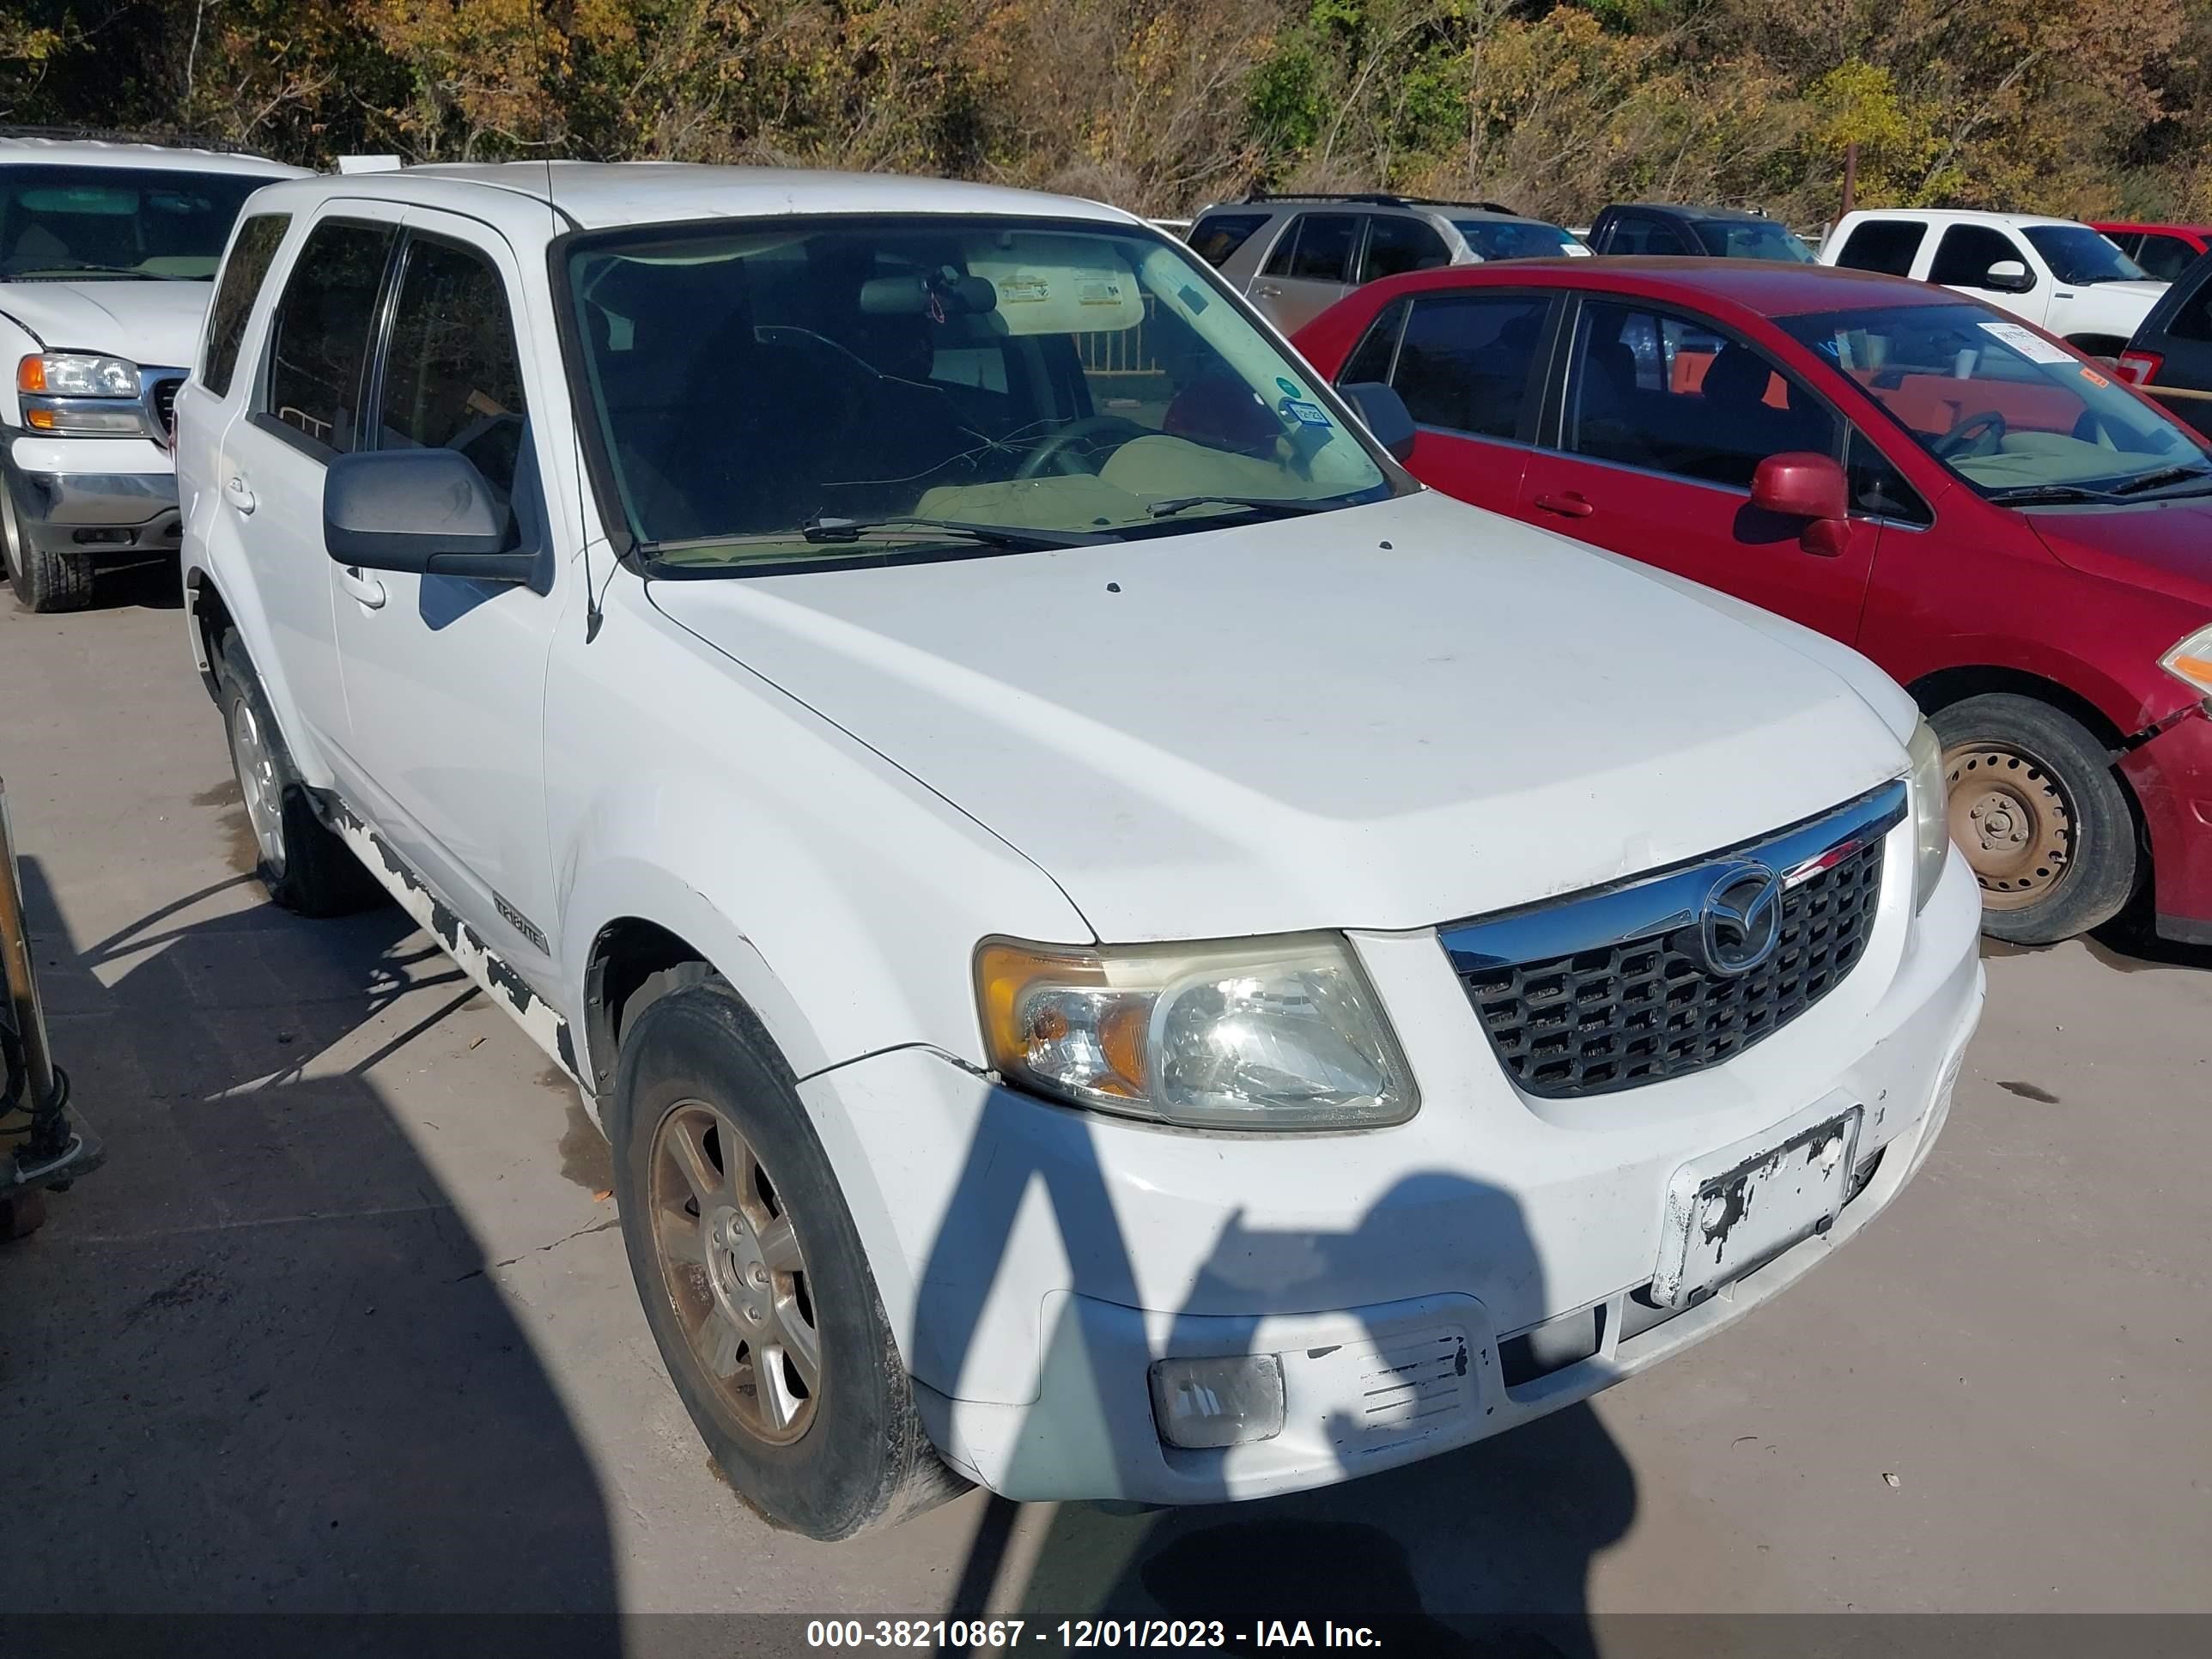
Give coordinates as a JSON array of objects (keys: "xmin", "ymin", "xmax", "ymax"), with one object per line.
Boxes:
[{"xmin": 1842, "ymin": 143, "xmax": 1858, "ymax": 221}]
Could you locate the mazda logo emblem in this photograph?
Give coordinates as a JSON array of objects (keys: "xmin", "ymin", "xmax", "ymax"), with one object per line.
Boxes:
[{"xmin": 1687, "ymin": 861, "xmax": 1784, "ymax": 977}]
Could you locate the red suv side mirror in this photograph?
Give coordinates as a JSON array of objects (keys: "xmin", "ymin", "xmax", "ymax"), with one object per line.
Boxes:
[{"xmin": 1750, "ymin": 452, "xmax": 1851, "ymax": 557}]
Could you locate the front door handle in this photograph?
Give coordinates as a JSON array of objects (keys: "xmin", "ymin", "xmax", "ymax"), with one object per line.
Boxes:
[
  {"xmin": 1534, "ymin": 491, "xmax": 1595, "ymax": 520},
  {"xmin": 337, "ymin": 565, "xmax": 387, "ymax": 610},
  {"xmin": 223, "ymin": 475, "xmax": 256, "ymax": 515},
  {"xmin": 1253, "ymin": 281, "xmax": 1284, "ymax": 298}
]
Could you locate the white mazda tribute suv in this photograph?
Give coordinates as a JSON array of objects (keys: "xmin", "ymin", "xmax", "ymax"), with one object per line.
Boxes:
[
  {"xmin": 177, "ymin": 162, "xmax": 1984, "ymax": 1540},
  {"xmin": 0, "ymin": 135, "xmax": 303, "ymax": 610}
]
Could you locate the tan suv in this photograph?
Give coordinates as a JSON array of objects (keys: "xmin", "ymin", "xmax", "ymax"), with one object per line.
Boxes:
[{"xmin": 1188, "ymin": 192, "xmax": 1585, "ymax": 332}]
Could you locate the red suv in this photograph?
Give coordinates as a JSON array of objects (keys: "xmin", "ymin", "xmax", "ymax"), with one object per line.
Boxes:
[{"xmin": 1294, "ymin": 259, "xmax": 2212, "ymax": 946}]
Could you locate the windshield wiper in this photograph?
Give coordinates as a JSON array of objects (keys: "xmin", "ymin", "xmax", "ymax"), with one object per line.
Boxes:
[
  {"xmin": 797, "ymin": 514, "xmax": 1113, "ymax": 549},
  {"xmin": 1146, "ymin": 494, "xmax": 1341, "ymax": 520},
  {"xmin": 3, "ymin": 264, "xmax": 183, "ymax": 282},
  {"xmin": 1982, "ymin": 483, "xmax": 2122, "ymax": 505},
  {"xmin": 2110, "ymin": 465, "xmax": 2212, "ymax": 496}
]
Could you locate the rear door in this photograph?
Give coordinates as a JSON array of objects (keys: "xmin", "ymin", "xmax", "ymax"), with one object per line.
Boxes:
[
  {"xmin": 326, "ymin": 207, "xmax": 568, "ymax": 990},
  {"xmin": 1249, "ymin": 212, "xmax": 1361, "ymax": 332},
  {"xmin": 1332, "ymin": 288, "xmax": 1557, "ymax": 515},
  {"xmin": 218, "ymin": 210, "xmax": 403, "ymax": 781},
  {"xmin": 1512, "ymin": 295, "xmax": 1876, "ymax": 642},
  {"xmin": 1356, "ymin": 215, "xmax": 1451, "ymax": 283}
]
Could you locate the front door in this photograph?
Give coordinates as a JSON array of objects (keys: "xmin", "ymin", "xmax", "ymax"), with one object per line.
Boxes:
[
  {"xmin": 327, "ymin": 209, "xmax": 568, "ymax": 989},
  {"xmin": 1334, "ymin": 289, "xmax": 1556, "ymax": 515},
  {"xmin": 1924, "ymin": 223, "xmax": 2049, "ymax": 329},
  {"xmin": 1248, "ymin": 212, "xmax": 1361, "ymax": 333},
  {"xmin": 222, "ymin": 212, "xmax": 404, "ymax": 779},
  {"xmin": 1514, "ymin": 297, "xmax": 1876, "ymax": 644}
]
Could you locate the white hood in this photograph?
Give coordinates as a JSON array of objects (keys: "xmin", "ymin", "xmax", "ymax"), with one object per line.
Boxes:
[
  {"xmin": 2048, "ymin": 278, "xmax": 2166, "ymax": 339},
  {"xmin": 648, "ymin": 491, "xmax": 1914, "ymax": 942},
  {"xmin": 0, "ymin": 278, "xmax": 212, "ymax": 370}
]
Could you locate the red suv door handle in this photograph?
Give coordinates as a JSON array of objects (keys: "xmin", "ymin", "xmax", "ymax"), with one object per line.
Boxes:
[{"xmin": 1534, "ymin": 491, "xmax": 1595, "ymax": 520}]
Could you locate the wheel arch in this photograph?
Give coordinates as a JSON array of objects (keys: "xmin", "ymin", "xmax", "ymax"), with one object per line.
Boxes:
[
  {"xmin": 1908, "ymin": 664, "xmax": 2134, "ymax": 755},
  {"xmin": 183, "ymin": 563, "xmax": 234, "ymax": 701}
]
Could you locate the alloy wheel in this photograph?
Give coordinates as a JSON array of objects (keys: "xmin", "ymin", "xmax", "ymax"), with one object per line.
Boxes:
[
  {"xmin": 1944, "ymin": 741, "xmax": 2073, "ymax": 910},
  {"xmin": 647, "ymin": 1098, "xmax": 821, "ymax": 1444},
  {"xmin": 228, "ymin": 698, "xmax": 289, "ymax": 875}
]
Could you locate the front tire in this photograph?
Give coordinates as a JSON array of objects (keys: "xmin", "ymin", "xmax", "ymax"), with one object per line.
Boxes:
[
  {"xmin": 1930, "ymin": 693, "xmax": 2137, "ymax": 945},
  {"xmin": 611, "ymin": 973, "xmax": 961, "ymax": 1539},
  {"xmin": 216, "ymin": 633, "xmax": 382, "ymax": 916},
  {"xmin": 1, "ymin": 474, "xmax": 94, "ymax": 613}
]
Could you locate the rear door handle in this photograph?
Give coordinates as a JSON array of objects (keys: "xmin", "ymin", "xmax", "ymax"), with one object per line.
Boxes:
[
  {"xmin": 337, "ymin": 565, "xmax": 387, "ymax": 610},
  {"xmin": 223, "ymin": 476, "xmax": 256, "ymax": 514},
  {"xmin": 1253, "ymin": 282, "xmax": 1284, "ymax": 297},
  {"xmin": 1534, "ymin": 491, "xmax": 1595, "ymax": 520}
]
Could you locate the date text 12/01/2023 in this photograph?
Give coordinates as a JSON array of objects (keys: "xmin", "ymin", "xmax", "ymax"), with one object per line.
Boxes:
[{"xmin": 804, "ymin": 1620, "xmax": 1386, "ymax": 1649}]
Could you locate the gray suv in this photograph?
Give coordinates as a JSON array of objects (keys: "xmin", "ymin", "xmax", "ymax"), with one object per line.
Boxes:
[{"xmin": 1188, "ymin": 193, "xmax": 1586, "ymax": 332}]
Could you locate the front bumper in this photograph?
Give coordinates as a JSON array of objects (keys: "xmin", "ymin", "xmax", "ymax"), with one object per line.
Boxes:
[
  {"xmin": 2118, "ymin": 704, "xmax": 2212, "ymax": 944},
  {"xmin": 3, "ymin": 433, "xmax": 180, "ymax": 562},
  {"xmin": 801, "ymin": 827, "xmax": 1985, "ymax": 1505}
]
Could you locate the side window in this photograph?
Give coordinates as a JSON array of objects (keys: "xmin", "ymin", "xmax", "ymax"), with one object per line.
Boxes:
[
  {"xmin": 2103, "ymin": 231, "xmax": 2142, "ymax": 259},
  {"xmin": 1360, "ymin": 216, "xmax": 1449, "ymax": 282},
  {"xmin": 1929, "ymin": 225, "xmax": 2027, "ymax": 288},
  {"xmin": 2135, "ymin": 234, "xmax": 2201, "ymax": 285},
  {"xmin": 375, "ymin": 236, "xmax": 528, "ymax": 499},
  {"xmin": 1188, "ymin": 213, "xmax": 1271, "ymax": 270},
  {"xmin": 1846, "ymin": 428, "xmax": 1931, "ymax": 526},
  {"xmin": 201, "ymin": 213, "xmax": 291, "ymax": 398},
  {"xmin": 1266, "ymin": 214, "xmax": 1358, "ymax": 283},
  {"xmin": 1390, "ymin": 294, "xmax": 1549, "ymax": 440},
  {"xmin": 1565, "ymin": 300, "xmax": 1837, "ymax": 489},
  {"xmin": 1340, "ymin": 299, "xmax": 1407, "ymax": 384},
  {"xmin": 260, "ymin": 220, "xmax": 397, "ymax": 453},
  {"xmin": 1835, "ymin": 220, "xmax": 1925, "ymax": 277},
  {"xmin": 2170, "ymin": 270, "xmax": 2212, "ymax": 343}
]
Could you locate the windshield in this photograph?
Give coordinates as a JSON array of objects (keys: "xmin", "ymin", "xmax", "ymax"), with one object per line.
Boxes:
[
  {"xmin": 2021, "ymin": 224, "xmax": 2148, "ymax": 286},
  {"xmin": 1693, "ymin": 219, "xmax": 1816, "ymax": 262},
  {"xmin": 1452, "ymin": 220, "xmax": 1580, "ymax": 261},
  {"xmin": 564, "ymin": 218, "xmax": 1395, "ymax": 567},
  {"xmin": 1782, "ymin": 302, "xmax": 2209, "ymax": 496},
  {"xmin": 0, "ymin": 165, "xmax": 269, "ymax": 281}
]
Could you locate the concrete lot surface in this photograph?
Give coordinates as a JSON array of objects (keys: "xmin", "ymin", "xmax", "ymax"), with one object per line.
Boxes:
[{"xmin": 3, "ymin": 574, "xmax": 2209, "ymax": 1636}]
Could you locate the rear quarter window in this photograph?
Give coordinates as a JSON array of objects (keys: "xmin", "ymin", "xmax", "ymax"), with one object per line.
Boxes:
[
  {"xmin": 2168, "ymin": 265, "xmax": 2212, "ymax": 343},
  {"xmin": 1188, "ymin": 214, "xmax": 1272, "ymax": 270},
  {"xmin": 200, "ymin": 212, "xmax": 291, "ymax": 398}
]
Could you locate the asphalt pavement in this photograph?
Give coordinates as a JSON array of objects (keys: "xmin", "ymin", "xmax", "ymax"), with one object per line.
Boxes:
[{"xmin": 3, "ymin": 568, "xmax": 2208, "ymax": 1638}]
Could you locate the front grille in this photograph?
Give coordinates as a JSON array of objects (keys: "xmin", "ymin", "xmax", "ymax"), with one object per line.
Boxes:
[
  {"xmin": 1455, "ymin": 825, "xmax": 1887, "ymax": 1100},
  {"xmin": 149, "ymin": 376, "xmax": 183, "ymax": 440}
]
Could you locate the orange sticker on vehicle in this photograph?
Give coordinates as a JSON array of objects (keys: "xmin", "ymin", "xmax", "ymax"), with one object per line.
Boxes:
[{"xmin": 2081, "ymin": 366, "xmax": 2111, "ymax": 388}]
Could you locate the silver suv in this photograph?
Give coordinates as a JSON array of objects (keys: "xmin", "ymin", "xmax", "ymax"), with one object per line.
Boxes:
[{"xmin": 1188, "ymin": 193, "xmax": 1586, "ymax": 332}]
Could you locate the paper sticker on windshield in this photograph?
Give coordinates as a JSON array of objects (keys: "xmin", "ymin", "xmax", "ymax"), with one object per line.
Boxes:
[
  {"xmin": 1978, "ymin": 321, "xmax": 2074, "ymax": 365},
  {"xmin": 1282, "ymin": 399, "xmax": 1333, "ymax": 428}
]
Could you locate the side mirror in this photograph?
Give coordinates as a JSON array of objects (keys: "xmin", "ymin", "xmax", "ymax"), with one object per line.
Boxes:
[
  {"xmin": 1984, "ymin": 258, "xmax": 2035, "ymax": 294},
  {"xmin": 1339, "ymin": 380, "xmax": 1417, "ymax": 463},
  {"xmin": 1750, "ymin": 452, "xmax": 1851, "ymax": 557},
  {"xmin": 324, "ymin": 448, "xmax": 530, "ymax": 583}
]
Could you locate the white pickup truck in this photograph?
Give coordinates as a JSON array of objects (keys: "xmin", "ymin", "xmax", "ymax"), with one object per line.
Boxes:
[
  {"xmin": 178, "ymin": 161, "xmax": 1984, "ymax": 1539},
  {"xmin": 1820, "ymin": 208, "xmax": 2166, "ymax": 358},
  {"xmin": 0, "ymin": 136, "xmax": 302, "ymax": 610}
]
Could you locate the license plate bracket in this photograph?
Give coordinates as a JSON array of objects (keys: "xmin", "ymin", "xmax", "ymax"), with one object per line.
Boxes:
[{"xmin": 1652, "ymin": 1105, "xmax": 1861, "ymax": 1309}]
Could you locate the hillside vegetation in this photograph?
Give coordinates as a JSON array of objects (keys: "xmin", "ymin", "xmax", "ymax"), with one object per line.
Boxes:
[{"xmin": 4, "ymin": 0, "xmax": 2208, "ymax": 226}]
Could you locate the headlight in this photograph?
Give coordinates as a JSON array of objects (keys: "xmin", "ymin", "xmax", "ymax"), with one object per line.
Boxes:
[
  {"xmin": 976, "ymin": 933, "xmax": 1417, "ymax": 1130},
  {"xmin": 16, "ymin": 353, "xmax": 151, "ymax": 437},
  {"xmin": 2159, "ymin": 623, "xmax": 2212, "ymax": 704},
  {"xmin": 20, "ymin": 353, "xmax": 140, "ymax": 398},
  {"xmin": 1908, "ymin": 716, "xmax": 1951, "ymax": 913}
]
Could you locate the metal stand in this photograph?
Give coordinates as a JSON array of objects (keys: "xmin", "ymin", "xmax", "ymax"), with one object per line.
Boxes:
[{"xmin": 0, "ymin": 776, "xmax": 100, "ymax": 1237}]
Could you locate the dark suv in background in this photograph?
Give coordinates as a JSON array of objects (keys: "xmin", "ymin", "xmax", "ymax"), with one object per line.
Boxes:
[
  {"xmin": 1586, "ymin": 203, "xmax": 1817, "ymax": 262},
  {"xmin": 1188, "ymin": 192, "xmax": 1585, "ymax": 331},
  {"xmin": 2120, "ymin": 247, "xmax": 2212, "ymax": 439}
]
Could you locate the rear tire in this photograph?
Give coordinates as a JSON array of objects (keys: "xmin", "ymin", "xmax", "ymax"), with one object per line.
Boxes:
[
  {"xmin": 1, "ymin": 475, "xmax": 94, "ymax": 613},
  {"xmin": 1930, "ymin": 693, "xmax": 2136, "ymax": 945},
  {"xmin": 216, "ymin": 632, "xmax": 383, "ymax": 917},
  {"xmin": 611, "ymin": 972, "xmax": 963, "ymax": 1539}
]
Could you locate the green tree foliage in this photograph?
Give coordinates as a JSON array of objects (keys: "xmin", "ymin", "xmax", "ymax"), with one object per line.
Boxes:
[{"xmin": 2, "ymin": 0, "xmax": 2204, "ymax": 222}]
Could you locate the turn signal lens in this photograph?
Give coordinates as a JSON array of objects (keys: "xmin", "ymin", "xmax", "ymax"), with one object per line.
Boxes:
[
  {"xmin": 17, "ymin": 356, "xmax": 45, "ymax": 392},
  {"xmin": 975, "ymin": 933, "xmax": 1416, "ymax": 1130},
  {"xmin": 2160, "ymin": 625, "xmax": 2212, "ymax": 700}
]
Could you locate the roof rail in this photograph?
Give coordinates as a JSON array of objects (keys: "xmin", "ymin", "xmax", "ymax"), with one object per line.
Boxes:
[
  {"xmin": 0, "ymin": 123, "xmax": 261, "ymax": 156},
  {"xmin": 1239, "ymin": 190, "xmax": 1522, "ymax": 216}
]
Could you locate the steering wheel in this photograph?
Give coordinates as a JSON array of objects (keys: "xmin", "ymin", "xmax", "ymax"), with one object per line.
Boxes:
[
  {"xmin": 1934, "ymin": 410, "xmax": 2007, "ymax": 459},
  {"xmin": 1015, "ymin": 415, "xmax": 1152, "ymax": 479}
]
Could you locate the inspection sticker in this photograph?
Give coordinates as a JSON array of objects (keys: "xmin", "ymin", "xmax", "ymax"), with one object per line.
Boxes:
[
  {"xmin": 1282, "ymin": 399, "xmax": 1334, "ymax": 427},
  {"xmin": 1978, "ymin": 320, "xmax": 2075, "ymax": 366}
]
